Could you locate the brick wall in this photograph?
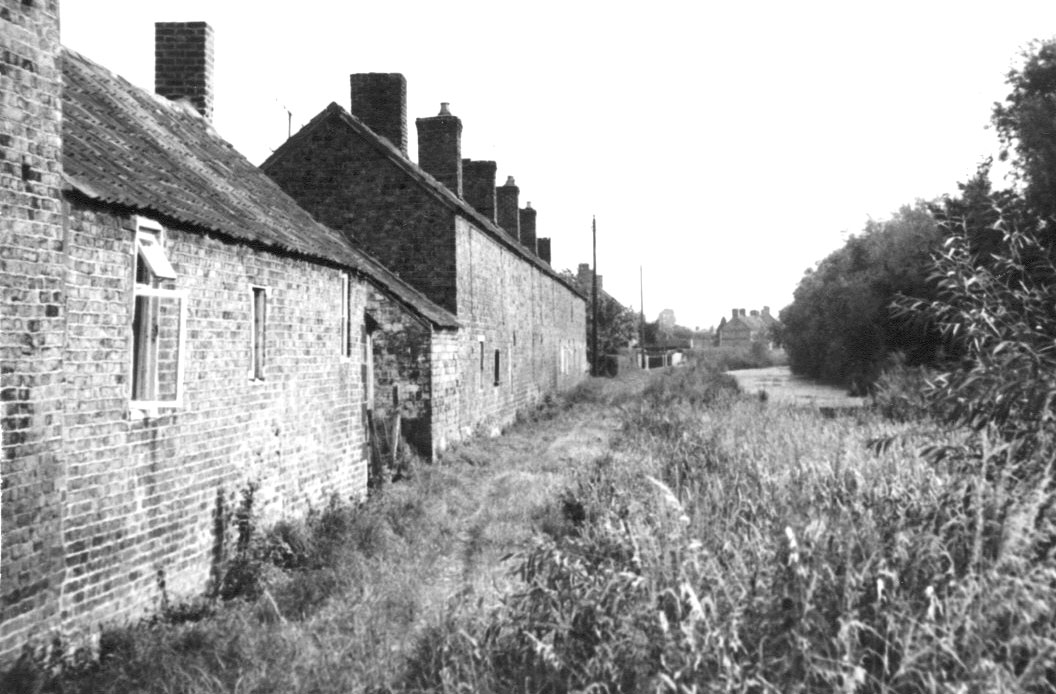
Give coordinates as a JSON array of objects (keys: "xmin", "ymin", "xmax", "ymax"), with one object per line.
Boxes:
[
  {"xmin": 263, "ymin": 111, "xmax": 588, "ymax": 444},
  {"xmin": 454, "ymin": 217, "xmax": 586, "ymax": 435},
  {"xmin": 429, "ymin": 331, "xmax": 461, "ymax": 454},
  {"xmin": 366, "ymin": 288, "xmax": 438, "ymax": 458},
  {"xmin": 0, "ymin": 0, "xmax": 68, "ymax": 662},
  {"xmin": 263, "ymin": 114, "xmax": 459, "ymax": 315},
  {"xmin": 2, "ymin": 197, "xmax": 371, "ymax": 661}
]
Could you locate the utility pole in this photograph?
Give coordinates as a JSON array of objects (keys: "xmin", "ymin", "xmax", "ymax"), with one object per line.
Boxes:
[
  {"xmin": 639, "ymin": 265, "xmax": 646, "ymax": 369},
  {"xmin": 591, "ymin": 216, "xmax": 598, "ymax": 377}
]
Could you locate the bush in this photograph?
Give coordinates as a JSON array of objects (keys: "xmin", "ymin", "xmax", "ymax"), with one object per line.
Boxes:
[{"xmin": 899, "ymin": 224, "xmax": 1056, "ymax": 471}]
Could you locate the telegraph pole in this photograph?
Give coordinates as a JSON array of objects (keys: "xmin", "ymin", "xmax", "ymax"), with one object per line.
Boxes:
[
  {"xmin": 639, "ymin": 265, "xmax": 645, "ymax": 369},
  {"xmin": 591, "ymin": 216, "xmax": 598, "ymax": 377}
]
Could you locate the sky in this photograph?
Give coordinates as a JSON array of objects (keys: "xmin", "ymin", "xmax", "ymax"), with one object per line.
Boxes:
[{"xmin": 60, "ymin": 1, "xmax": 1056, "ymax": 331}]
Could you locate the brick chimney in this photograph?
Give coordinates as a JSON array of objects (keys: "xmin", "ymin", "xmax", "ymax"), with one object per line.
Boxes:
[
  {"xmin": 519, "ymin": 202, "xmax": 537, "ymax": 253},
  {"xmin": 416, "ymin": 102, "xmax": 462, "ymax": 196},
  {"xmin": 350, "ymin": 73, "xmax": 407, "ymax": 156},
  {"xmin": 537, "ymin": 237, "xmax": 551, "ymax": 265},
  {"xmin": 496, "ymin": 176, "xmax": 520, "ymax": 238},
  {"xmin": 462, "ymin": 159, "xmax": 497, "ymax": 222},
  {"xmin": 731, "ymin": 308, "xmax": 738, "ymax": 319},
  {"xmin": 155, "ymin": 22, "xmax": 214, "ymax": 120},
  {"xmin": 578, "ymin": 263, "xmax": 592, "ymax": 288}
]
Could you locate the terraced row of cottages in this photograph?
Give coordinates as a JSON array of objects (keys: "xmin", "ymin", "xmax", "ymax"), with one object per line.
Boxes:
[{"xmin": 0, "ymin": 2, "xmax": 586, "ymax": 662}]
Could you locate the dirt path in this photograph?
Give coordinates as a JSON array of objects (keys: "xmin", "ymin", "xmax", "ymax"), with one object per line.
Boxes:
[{"xmin": 416, "ymin": 392, "xmax": 628, "ymax": 620}]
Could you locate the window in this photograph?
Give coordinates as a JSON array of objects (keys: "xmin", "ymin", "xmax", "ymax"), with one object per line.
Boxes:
[
  {"xmin": 250, "ymin": 286, "xmax": 267, "ymax": 380},
  {"xmin": 478, "ymin": 336, "xmax": 485, "ymax": 388},
  {"xmin": 131, "ymin": 217, "xmax": 186, "ymax": 412},
  {"xmin": 341, "ymin": 274, "xmax": 353, "ymax": 359},
  {"xmin": 493, "ymin": 349, "xmax": 501, "ymax": 386}
]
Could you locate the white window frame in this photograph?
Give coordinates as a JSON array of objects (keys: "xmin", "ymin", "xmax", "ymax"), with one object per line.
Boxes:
[
  {"xmin": 130, "ymin": 216, "xmax": 186, "ymax": 415},
  {"xmin": 249, "ymin": 285, "xmax": 269, "ymax": 381}
]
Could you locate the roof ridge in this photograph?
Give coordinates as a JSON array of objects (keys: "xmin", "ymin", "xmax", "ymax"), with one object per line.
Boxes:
[
  {"xmin": 60, "ymin": 46, "xmax": 458, "ymax": 328},
  {"xmin": 262, "ymin": 102, "xmax": 585, "ymax": 300}
]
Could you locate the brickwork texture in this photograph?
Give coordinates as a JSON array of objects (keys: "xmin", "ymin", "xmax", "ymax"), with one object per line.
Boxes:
[
  {"xmin": 0, "ymin": 0, "xmax": 68, "ymax": 663},
  {"xmin": 2, "ymin": 199, "xmax": 371, "ymax": 660}
]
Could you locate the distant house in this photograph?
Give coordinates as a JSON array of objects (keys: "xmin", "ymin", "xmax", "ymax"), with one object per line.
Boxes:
[
  {"xmin": 657, "ymin": 309, "xmax": 676, "ymax": 334},
  {"xmin": 1, "ymin": 15, "xmax": 459, "ymax": 662},
  {"xmin": 716, "ymin": 307, "xmax": 779, "ymax": 348}
]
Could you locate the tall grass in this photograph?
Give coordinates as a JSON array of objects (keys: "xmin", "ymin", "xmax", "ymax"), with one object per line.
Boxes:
[
  {"xmin": 18, "ymin": 291, "xmax": 1056, "ymax": 694},
  {"xmin": 401, "ymin": 365, "xmax": 1056, "ymax": 692}
]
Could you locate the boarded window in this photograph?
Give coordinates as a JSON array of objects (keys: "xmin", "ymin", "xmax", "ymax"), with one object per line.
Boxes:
[
  {"xmin": 131, "ymin": 217, "xmax": 186, "ymax": 410},
  {"xmin": 251, "ymin": 286, "xmax": 267, "ymax": 379},
  {"xmin": 494, "ymin": 349, "xmax": 501, "ymax": 386}
]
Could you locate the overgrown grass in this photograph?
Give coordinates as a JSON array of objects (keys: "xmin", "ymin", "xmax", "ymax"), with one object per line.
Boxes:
[
  {"xmin": 399, "ymin": 364, "xmax": 1056, "ymax": 692},
  {"xmin": 17, "ymin": 343, "xmax": 1056, "ymax": 692},
  {"xmin": 690, "ymin": 344, "xmax": 787, "ymax": 373},
  {"xmin": 12, "ymin": 385, "xmax": 637, "ymax": 694}
]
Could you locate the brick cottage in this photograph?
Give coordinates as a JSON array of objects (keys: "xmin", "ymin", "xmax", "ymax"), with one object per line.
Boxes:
[{"xmin": 0, "ymin": 6, "xmax": 469, "ymax": 660}]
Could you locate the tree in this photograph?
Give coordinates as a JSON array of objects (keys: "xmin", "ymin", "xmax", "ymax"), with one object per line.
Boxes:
[
  {"xmin": 780, "ymin": 203, "xmax": 944, "ymax": 389},
  {"xmin": 993, "ymin": 39, "xmax": 1056, "ymax": 224}
]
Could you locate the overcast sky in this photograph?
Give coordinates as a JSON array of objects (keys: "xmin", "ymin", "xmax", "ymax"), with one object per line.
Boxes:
[{"xmin": 61, "ymin": 1, "xmax": 1056, "ymax": 330}]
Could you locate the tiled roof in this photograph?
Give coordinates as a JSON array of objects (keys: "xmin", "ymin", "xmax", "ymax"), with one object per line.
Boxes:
[
  {"xmin": 262, "ymin": 103, "xmax": 586, "ymax": 300},
  {"xmin": 60, "ymin": 48, "xmax": 458, "ymax": 329}
]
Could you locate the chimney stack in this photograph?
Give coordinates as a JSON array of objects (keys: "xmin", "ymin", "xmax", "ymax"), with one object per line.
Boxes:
[
  {"xmin": 155, "ymin": 22, "xmax": 214, "ymax": 120},
  {"xmin": 519, "ymin": 202, "xmax": 537, "ymax": 253},
  {"xmin": 537, "ymin": 238, "xmax": 552, "ymax": 265},
  {"xmin": 462, "ymin": 159, "xmax": 497, "ymax": 221},
  {"xmin": 731, "ymin": 308, "xmax": 738, "ymax": 319},
  {"xmin": 496, "ymin": 176, "xmax": 520, "ymax": 238},
  {"xmin": 350, "ymin": 73, "xmax": 408, "ymax": 156},
  {"xmin": 578, "ymin": 263, "xmax": 592, "ymax": 288},
  {"xmin": 416, "ymin": 102, "xmax": 462, "ymax": 196}
]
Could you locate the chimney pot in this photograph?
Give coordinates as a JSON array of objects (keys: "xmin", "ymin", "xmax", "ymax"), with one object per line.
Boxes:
[
  {"xmin": 416, "ymin": 104, "xmax": 463, "ymax": 196},
  {"xmin": 438, "ymin": 102, "xmax": 451, "ymax": 116},
  {"xmin": 496, "ymin": 175, "xmax": 520, "ymax": 238}
]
